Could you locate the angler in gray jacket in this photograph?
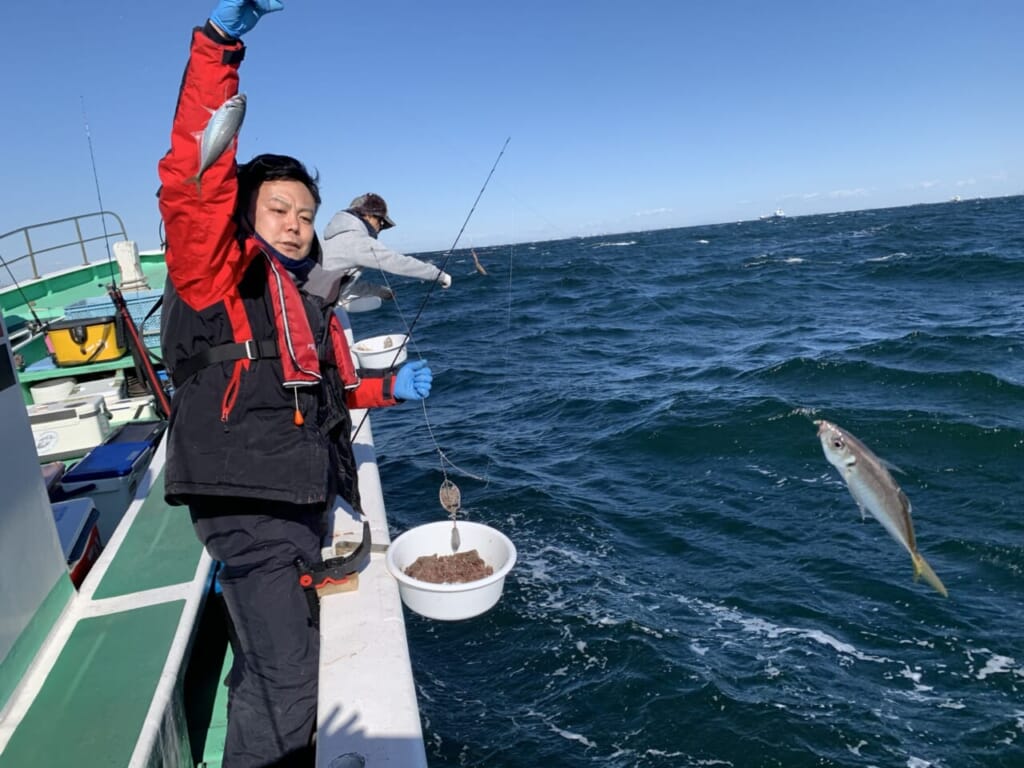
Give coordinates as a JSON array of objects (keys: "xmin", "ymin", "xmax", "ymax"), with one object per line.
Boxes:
[{"xmin": 322, "ymin": 193, "xmax": 452, "ymax": 289}]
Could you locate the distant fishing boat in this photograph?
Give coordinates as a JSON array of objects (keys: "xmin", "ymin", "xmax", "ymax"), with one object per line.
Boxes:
[
  {"xmin": 951, "ymin": 195, "xmax": 962, "ymax": 203},
  {"xmin": 0, "ymin": 212, "xmax": 427, "ymax": 766},
  {"xmin": 760, "ymin": 208, "xmax": 786, "ymax": 220}
]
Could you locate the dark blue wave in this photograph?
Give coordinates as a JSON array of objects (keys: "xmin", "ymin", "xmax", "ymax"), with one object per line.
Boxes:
[{"xmin": 359, "ymin": 195, "xmax": 1024, "ymax": 767}]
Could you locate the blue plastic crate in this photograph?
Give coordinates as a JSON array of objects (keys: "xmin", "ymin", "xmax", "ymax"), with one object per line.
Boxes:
[{"xmin": 63, "ymin": 289, "xmax": 163, "ymax": 337}]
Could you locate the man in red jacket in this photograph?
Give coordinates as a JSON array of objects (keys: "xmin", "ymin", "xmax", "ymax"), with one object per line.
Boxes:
[{"xmin": 158, "ymin": 2, "xmax": 432, "ymax": 765}]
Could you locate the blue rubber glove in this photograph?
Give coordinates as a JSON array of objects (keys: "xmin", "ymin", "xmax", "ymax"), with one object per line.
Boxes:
[
  {"xmin": 210, "ymin": 0, "xmax": 284, "ymax": 38},
  {"xmin": 394, "ymin": 360, "xmax": 432, "ymax": 401}
]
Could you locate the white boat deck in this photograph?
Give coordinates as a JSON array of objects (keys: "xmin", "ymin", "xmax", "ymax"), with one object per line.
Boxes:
[{"xmin": 316, "ymin": 410, "xmax": 427, "ymax": 767}]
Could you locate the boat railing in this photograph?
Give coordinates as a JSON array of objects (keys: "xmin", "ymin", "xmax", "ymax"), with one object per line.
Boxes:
[{"xmin": 0, "ymin": 211, "xmax": 129, "ymax": 285}]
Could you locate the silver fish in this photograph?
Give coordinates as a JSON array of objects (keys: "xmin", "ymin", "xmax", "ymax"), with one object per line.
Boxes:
[
  {"xmin": 471, "ymin": 249, "xmax": 488, "ymax": 276},
  {"xmin": 188, "ymin": 93, "xmax": 247, "ymax": 192},
  {"xmin": 815, "ymin": 419, "xmax": 948, "ymax": 597}
]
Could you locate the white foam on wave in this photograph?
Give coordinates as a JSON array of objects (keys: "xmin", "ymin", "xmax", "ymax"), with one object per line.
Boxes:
[
  {"xmin": 975, "ymin": 652, "xmax": 1020, "ymax": 680},
  {"xmin": 679, "ymin": 595, "xmax": 893, "ymax": 665},
  {"xmin": 591, "ymin": 241, "xmax": 636, "ymax": 248},
  {"xmin": 1000, "ymin": 711, "xmax": 1024, "ymax": 745},
  {"xmin": 846, "ymin": 739, "xmax": 868, "ymax": 756},
  {"xmin": 742, "ymin": 255, "xmax": 806, "ymax": 268},
  {"xmin": 962, "ymin": 646, "xmax": 1023, "ymax": 681},
  {"xmin": 606, "ymin": 746, "xmax": 698, "ymax": 763},
  {"xmin": 678, "ymin": 595, "xmax": 999, "ymax": 718},
  {"xmin": 897, "ymin": 665, "xmax": 924, "ymax": 685},
  {"xmin": 525, "ymin": 707, "xmax": 598, "ymax": 750},
  {"xmin": 547, "ymin": 722, "xmax": 597, "ymax": 748},
  {"xmin": 518, "ymin": 543, "xmax": 598, "ymax": 586}
]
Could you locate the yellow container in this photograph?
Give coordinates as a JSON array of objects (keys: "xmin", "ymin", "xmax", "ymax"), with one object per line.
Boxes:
[{"xmin": 46, "ymin": 317, "xmax": 127, "ymax": 367}]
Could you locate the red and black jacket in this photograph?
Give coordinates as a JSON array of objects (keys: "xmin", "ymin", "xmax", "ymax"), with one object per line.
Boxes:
[{"xmin": 158, "ymin": 27, "xmax": 399, "ymax": 507}]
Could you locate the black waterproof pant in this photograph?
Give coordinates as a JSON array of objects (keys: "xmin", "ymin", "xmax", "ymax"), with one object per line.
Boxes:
[{"xmin": 191, "ymin": 497, "xmax": 325, "ymax": 768}]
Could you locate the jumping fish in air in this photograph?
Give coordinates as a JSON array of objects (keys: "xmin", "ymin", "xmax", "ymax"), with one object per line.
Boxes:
[
  {"xmin": 815, "ymin": 419, "xmax": 948, "ymax": 597},
  {"xmin": 471, "ymin": 248, "xmax": 488, "ymax": 276},
  {"xmin": 187, "ymin": 92, "xmax": 247, "ymax": 193}
]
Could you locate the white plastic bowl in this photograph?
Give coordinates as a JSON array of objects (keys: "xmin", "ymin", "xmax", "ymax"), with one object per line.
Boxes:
[
  {"xmin": 352, "ymin": 333, "xmax": 408, "ymax": 369},
  {"xmin": 386, "ymin": 521, "xmax": 517, "ymax": 621}
]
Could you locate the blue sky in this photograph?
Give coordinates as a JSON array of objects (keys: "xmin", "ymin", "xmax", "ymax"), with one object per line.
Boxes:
[{"xmin": 1, "ymin": 1, "xmax": 1021, "ymax": 255}]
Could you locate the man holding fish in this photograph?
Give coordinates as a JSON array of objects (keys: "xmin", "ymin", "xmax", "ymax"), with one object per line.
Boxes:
[{"xmin": 158, "ymin": 2, "xmax": 433, "ymax": 765}]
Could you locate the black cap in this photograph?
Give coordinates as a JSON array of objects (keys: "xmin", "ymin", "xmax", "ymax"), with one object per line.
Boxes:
[{"xmin": 349, "ymin": 193, "xmax": 395, "ymax": 229}]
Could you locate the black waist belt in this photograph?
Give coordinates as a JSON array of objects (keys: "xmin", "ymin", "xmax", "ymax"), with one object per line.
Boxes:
[{"xmin": 171, "ymin": 339, "xmax": 279, "ymax": 387}]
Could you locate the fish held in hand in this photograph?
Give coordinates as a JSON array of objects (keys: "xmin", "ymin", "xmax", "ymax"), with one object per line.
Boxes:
[
  {"xmin": 815, "ymin": 419, "xmax": 948, "ymax": 597},
  {"xmin": 187, "ymin": 93, "xmax": 247, "ymax": 193}
]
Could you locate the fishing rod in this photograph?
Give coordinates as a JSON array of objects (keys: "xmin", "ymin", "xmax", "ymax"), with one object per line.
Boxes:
[
  {"xmin": 351, "ymin": 136, "xmax": 510, "ymax": 434},
  {"xmin": 81, "ymin": 97, "xmax": 118, "ymax": 285},
  {"xmin": 383, "ymin": 136, "xmax": 511, "ymax": 369},
  {"xmin": 353, "ymin": 136, "xmax": 511, "ymax": 398},
  {"xmin": 82, "ymin": 97, "xmax": 171, "ymax": 412},
  {"xmin": 349, "ymin": 134, "xmax": 510, "ymax": 429}
]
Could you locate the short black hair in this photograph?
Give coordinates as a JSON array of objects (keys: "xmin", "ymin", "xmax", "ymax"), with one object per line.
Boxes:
[{"xmin": 237, "ymin": 153, "xmax": 321, "ymax": 209}]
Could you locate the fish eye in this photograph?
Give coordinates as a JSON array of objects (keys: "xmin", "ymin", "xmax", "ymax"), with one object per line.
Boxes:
[{"xmin": 832, "ymin": 438, "xmax": 844, "ymax": 449}]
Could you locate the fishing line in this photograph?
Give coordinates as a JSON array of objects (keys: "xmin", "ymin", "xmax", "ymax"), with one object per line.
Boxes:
[
  {"xmin": 484, "ymin": 171, "xmax": 676, "ymax": 316},
  {"xmin": 385, "ymin": 136, "xmax": 510, "ymax": 367},
  {"xmin": 349, "ymin": 138, "xmax": 511, "ymax": 546},
  {"xmin": 358, "ymin": 263, "xmax": 489, "ymax": 487},
  {"xmin": 352, "ymin": 134, "xmax": 510, "ymax": 419},
  {"xmin": 429, "ymin": 239, "xmax": 517, "ymax": 547}
]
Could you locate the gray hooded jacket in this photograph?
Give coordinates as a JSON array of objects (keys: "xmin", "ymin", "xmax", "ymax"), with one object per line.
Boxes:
[{"xmin": 321, "ymin": 209, "xmax": 443, "ymax": 282}]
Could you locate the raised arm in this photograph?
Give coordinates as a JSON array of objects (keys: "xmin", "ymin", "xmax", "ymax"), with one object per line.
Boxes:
[{"xmin": 157, "ymin": 1, "xmax": 282, "ymax": 310}]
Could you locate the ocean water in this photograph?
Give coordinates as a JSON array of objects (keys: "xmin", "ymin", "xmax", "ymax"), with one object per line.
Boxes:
[{"xmin": 355, "ymin": 195, "xmax": 1024, "ymax": 768}]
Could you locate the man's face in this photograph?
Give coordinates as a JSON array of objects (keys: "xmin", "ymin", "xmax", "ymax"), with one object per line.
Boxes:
[{"xmin": 251, "ymin": 179, "xmax": 317, "ymax": 261}]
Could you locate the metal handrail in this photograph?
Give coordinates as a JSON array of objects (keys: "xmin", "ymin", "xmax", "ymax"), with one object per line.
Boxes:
[{"xmin": 0, "ymin": 211, "xmax": 128, "ymax": 282}]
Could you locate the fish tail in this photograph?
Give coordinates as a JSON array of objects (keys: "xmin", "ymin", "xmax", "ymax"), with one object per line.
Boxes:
[
  {"xmin": 184, "ymin": 174, "xmax": 203, "ymax": 196},
  {"xmin": 911, "ymin": 551, "xmax": 948, "ymax": 598}
]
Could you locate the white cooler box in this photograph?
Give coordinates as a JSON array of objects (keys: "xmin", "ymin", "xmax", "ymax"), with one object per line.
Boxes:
[
  {"xmin": 59, "ymin": 442, "xmax": 153, "ymax": 545},
  {"xmin": 28, "ymin": 396, "xmax": 112, "ymax": 461},
  {"xmin": 68, "ymin": 373, "xmax": 125, "ymax": 410},
  {"xmin": 107, "ymin": 394, "xmax": 158, "ymax": 425}
]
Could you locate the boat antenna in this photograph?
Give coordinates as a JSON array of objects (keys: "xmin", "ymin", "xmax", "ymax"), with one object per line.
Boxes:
[{"xmin": 80, "ymin": 96, "xmax": 118, "ymax": 286}]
